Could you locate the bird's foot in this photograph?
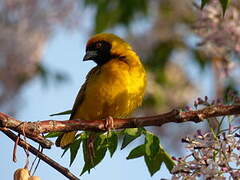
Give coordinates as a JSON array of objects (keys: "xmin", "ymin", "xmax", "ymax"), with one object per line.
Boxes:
[{"xmin": 104, "ymin": 116, "xmax": 114, "ymax": 130}]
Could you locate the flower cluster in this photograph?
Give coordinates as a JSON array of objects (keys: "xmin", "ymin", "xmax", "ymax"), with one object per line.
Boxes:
[
  {"xmin": 194, "ymin": 0, "xmax": 240, "ymax": 56},
  {"xmin": 171, "ymin": 128, "xmax": 240, "ymax": 179}
]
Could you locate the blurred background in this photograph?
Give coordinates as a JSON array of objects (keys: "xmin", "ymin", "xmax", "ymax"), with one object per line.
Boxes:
[{"xmin": 1, "ymin": 0, "xmax": 240, "ymax": 179}]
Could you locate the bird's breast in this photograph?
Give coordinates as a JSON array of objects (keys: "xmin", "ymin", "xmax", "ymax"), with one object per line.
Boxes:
[{"xmin": 74, "ymin": 60, "xmax": 146, "ymax": 120}]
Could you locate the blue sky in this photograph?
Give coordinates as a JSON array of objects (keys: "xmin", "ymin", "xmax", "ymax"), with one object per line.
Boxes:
[{"xmin": 1, "ymin": 31, "xmax": 172, "ymax": 179}]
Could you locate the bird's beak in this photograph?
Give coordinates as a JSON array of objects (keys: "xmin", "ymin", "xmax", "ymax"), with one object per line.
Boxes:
[{"xmin": 83, "ymin": 51, "xmax": 98, "ymax": 61}]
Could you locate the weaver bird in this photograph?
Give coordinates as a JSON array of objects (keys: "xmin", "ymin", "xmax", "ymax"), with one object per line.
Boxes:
[{"xmin": 56, "ymin": 33, "xmax": 146, "ymax": 148}]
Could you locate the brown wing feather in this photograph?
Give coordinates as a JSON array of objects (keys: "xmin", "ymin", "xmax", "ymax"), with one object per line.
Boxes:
[
  {"xmin": 56, "ymin": 66, "xmax": 100, "ymax": 147},
  {"xmin": 69, "ymin": 66, "xmax": 99, "ymax": 120}
]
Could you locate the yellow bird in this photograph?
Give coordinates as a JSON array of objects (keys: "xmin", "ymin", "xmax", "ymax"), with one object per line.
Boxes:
[{"xmin": 56, "ymin": 33, "xmax": 146, "ymax": 148}]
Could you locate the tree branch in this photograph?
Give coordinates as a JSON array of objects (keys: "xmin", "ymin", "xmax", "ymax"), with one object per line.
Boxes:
[
  {"xmin": 0, "ymin": 105, "xmax": 239, "ymax": 136},
  {"xmin": 0, "ymin": 104, "xmax": 239, "ymax": 179},
  {"xmin": 0, "ymin": 128, "xmax": 79, "ymax": 180},
  {"xmin": 0, "ymin": 113, "xmax": 53, "ymax": 149}
]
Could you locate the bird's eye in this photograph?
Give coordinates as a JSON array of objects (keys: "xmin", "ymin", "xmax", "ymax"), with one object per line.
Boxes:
[{"xmin": 96, "ymin": 42, "xmax": 102, "ymax": 49}]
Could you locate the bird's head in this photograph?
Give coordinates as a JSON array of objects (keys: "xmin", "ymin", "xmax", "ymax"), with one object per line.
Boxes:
[{"xmin": 83, "ymin": 33, "xmax": 134, "ymax": 66}]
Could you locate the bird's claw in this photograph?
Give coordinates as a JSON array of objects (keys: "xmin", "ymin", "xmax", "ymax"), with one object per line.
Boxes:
[{"xmin": 104, "ymin": 116, "xmax": 114, "ymax": 130}]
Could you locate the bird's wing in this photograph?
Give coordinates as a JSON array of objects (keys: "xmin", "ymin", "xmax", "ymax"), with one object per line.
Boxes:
[{"xmin": 69, "ymin": 66, "xmax": 99, "ymax": 120}]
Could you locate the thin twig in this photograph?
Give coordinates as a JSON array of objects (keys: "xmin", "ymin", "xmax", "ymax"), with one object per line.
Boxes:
[
  {"xmin": 0, "ymin": 128, "xmax": 79, "ymax": 180},
  {"xmin": 13, "ymin": 134, "xmax": 20, "ymax": 162},
  {"xmin": 32, "ymin": 147, "xmax": 43, "ymax": 176},
  {"xmin": 30, "ymin": 145, "xmax": 41, "ymax": 174}
]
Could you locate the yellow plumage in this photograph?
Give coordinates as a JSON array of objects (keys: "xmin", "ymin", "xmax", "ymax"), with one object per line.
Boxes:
[{"xmin": 56, "ymin": 33, "xmax": 146, "ymax": 148}]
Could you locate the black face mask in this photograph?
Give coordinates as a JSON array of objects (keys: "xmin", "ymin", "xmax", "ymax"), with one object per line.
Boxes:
[{"xmin": 83, "ymin": 40, "xmax": 112, "ymax": 66}]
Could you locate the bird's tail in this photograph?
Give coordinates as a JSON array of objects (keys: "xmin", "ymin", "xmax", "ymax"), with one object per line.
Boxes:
[{"xmin": 55, "ymin": 131, "xmax": 76, "ymax": 148}]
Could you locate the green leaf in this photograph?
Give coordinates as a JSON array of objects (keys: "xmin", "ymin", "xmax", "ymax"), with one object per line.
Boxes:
[
  {"xmin": 124, "ymin": 128, "xmax": 139, "ymax": 136},
  {"xmin": 144, "ymin": 150, "xmax": 163, "ymax": 176},
  {"xmin": 44, "ymin": 132, "xmax": 62, "ymax": 138},
  {"xmin": 121, "ymin": 128, "xmax": 142, "ymax": 149},
  {"xmin": 50, "ymin": 110, "xmax": 72, "ymax": 116},
  {"xmin": 145, "ymin": 132, "xmax": 160, "ymax": 158},
  {"xmin": 97, "ymin": 133, "xmax": 108, "ymax": 148},
  {"xmin": 61, "ymin": 146, "xmax": 70, "ymax": 158},
  {"xmin": 144, "ymin": 131, "xmax": 175, "ymax": 175},
  {"xmin": 70, "ymin": 139, "xmax": 81, "ymax": 166},
  {"xmin": 201, "ymin": 0, "xmax": 210, "ymax": 9},
  {"xmin": 80, "ymin": 139, "xmax": 91, "ymax": 175},
  {"xmin": 84, "ymin": 0, "xmax": 148, "ymax": 33},
  {"xmin": 92, "ymin": 136, "xmax": 108, "ymax": 166},
  {"xmin": 78, "ymin": 131, "xmax": 89, "ymax": 140},
  {"xmin": 81, "ymin": 163, "xmax": 90, "ymax": 176},
  {"xmin": 127, "ymin": 144, "xmax": 145, "ymax": 159},
  {"xmin": 80, "ymin": 133, "xmax": 108, "ymax": 175},
  {"xmin": 219, "ymin": 0, "xmax": 230, "ymax": 16},
  {"xmin": 37, "ymin": 63, "xmax": 49, "ymax": 85},
  {"xmin": 193, "ymin": 49, "xmax": 209, "ymax": 70},
  {"xmin": 54, "ymin": 72, "xmax": 69, "ymax": 83},
  {"xmin": 121, "ymin": 134, "xmax": 139, "ymax": 149},
  {"xmin": 107, "ymin": 132, "xmax": 118, "ymax": 157},
  {"xmin": 160, "ymin": 146, "xmax": 175, "ymax": 172},
  {"xmin": 145, "ymin": 41, "xmax": 174, "ymax": 84}
]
